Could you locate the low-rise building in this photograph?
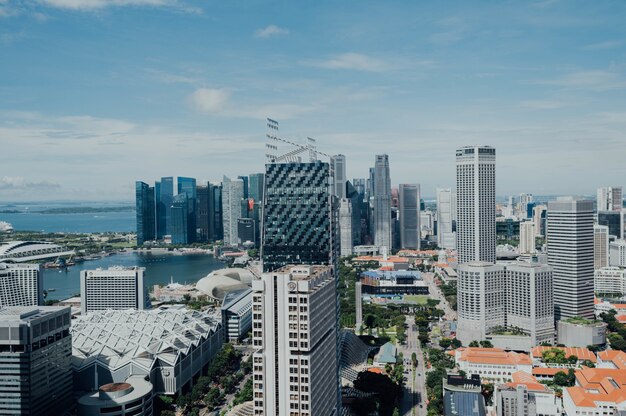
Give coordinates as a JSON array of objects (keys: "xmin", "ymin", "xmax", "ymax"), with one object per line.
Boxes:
[
  {"xmin": 531, "ymin": 346, "xmax": 597, "ymax": 368},
  {"xmin": 77, "ymin": 376, "xmax": 153, "ymax": 416},
  {"xmin": 495, "ymin": 371, "xmax": 561, "ymax": 416},
  {"xmin": 221, "ymin": 288, "xmax": 252, "ymax": 342},
  {"xmin": 594, "ymin": 267, "xmax": 626, "ymax": 297},
  {"xmin": 597, "ymin": 350, "xmax": 626, "ymax": 370},
  {"xmin": 557, "ymin": 318, "xmax": 607, "ymax": 347},
  {"xmin": 563, "ymin": 367, "xmax": 626, "ymax": 416},
  {"xmin": 443, "ymin": 374, "xmax": 486, "ymax": 416},
  {"xmin": 360, "ymin": 270, "xmax": 427, "ymax": 295},
  {"xmin": 610, "ymin": 240, "xmax": 626, "ymax": 267},
  {"xmin": 453, "ymin": 347, "xmax": 532, "ymax": 384}
]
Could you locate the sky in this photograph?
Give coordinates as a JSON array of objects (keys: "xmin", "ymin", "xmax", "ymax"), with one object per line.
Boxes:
[{"xmin": 1, "ymin": 0, "xmax": 626, "ymax": 201}]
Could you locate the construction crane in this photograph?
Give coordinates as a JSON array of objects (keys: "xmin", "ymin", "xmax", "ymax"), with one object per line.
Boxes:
[{"xmin": 265, "ymin": 118, "xmax": 331, "ymax": 163}]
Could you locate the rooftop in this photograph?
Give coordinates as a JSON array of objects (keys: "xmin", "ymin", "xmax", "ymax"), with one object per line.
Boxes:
[
  {"xmin": 456, "ymin": 347, "xmax": 532, "ymax": 366},
  {"xmin": 598, "ymin": 350, "xmax": 626, "ymax": 370},
  {"xmin": 531, "ymin": 346, "xmax": 597, "ymax": 363},
  {"xmin": 565, "ymin": 367, "xmax": 626, "ymax": 408}
]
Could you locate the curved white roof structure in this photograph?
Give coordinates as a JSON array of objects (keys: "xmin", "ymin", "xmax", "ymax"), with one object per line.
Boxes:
[
  {"xmin": 195, "ymin": 268, "xmax": 255, "ymax": 300},
  {"xmin": 0, "ymin": 241, "xmax": 75, "ymax": 262}
]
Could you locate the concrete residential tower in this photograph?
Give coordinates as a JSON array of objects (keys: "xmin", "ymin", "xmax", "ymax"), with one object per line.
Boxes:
[
  {"xmin": 455, "ymin": 146, "xmax": 496, "ymax": 264},
  {"xmin": 398, "ymin": 184, "xmax": 421, "ymax": 250}
]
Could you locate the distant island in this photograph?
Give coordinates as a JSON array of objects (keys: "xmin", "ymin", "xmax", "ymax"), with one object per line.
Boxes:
[{"xmin": 0, "ymin": 206, "xmax": 135, "ymax": 214}]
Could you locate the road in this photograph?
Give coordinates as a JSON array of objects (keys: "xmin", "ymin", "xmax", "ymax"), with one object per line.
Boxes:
[
  {"xmin": 423, "ymin": 272, "xmax": 456, "ymax": 321},
  {"xmin": 398, "ymin": 315, "xmax": 427, "ymax": 416}
]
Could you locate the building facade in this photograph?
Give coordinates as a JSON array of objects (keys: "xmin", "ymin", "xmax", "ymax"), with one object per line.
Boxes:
[
  {"xmin": 331, "ymin": 154, "xmax": 347, "ymax": 199},
  {"xmin": 223, "ymin": 176, "xmax": 244, "ymax": 246},
  {"xmin": 594, "ymin": 225, "xmax": 610, "ymax": 270},
  {"xmin": 373, "ymin": 154, "xmax": 392, "ymax": 250},
  {"xmin": 597, "ymin": 210, "xmax": 625, "ymax": 239},
  {"xmin": 0, "ymin": 306, "xmax": 73, "ymax": 415},
  {"xmin": 594, "ymin": 267, "xmax": 626, "ymax": 297},
  {"xmin": 455, "ymin": 146, "xmax": 496, "ymax": 264},
  {"xmin": 547, "ymin": 197, "xmax": 595, "ymax": 321},
  {"xmin": 80, "ymin": 267, "xmax": 149, "ymax": 314},
  {"xmin": 437, "ymin": 187, "xmax": 456, "ymax": 249},
  {"xmin": 177, "ymin": 176, "xmax": 197, "ymax": 244},
  {"xmin": 251, "ymin": 265, "xmax": 338, "ymax": 416},
  {"xmin": 339, "ymin": 198, "xmax": 353, "ymax": 256},
  {"xmin": 135, "ymin": 181, "xmax": 156, "ymax": 245},
  {"xmin": 0, "ymin": 263, "xmax": 42, "ymax": 307},
  {"xmin": 398, "ymin": 184, "xmax": 421, "ymax": 250},
  {"xmin": 519, "ymin": 221, "xmax": 537, "ymax": 255},
  {"xmin": 249, "ymin": 173, "xmax": 265, "ymax": 204},
  {"xmin": 610, "ymin": 239, "xmax": 626, "ymax": 267},
  {"xmin": 261, "ymin": 161, "xmax": 338, "ymax": 273},
  {"xmin": 158, "ymin": 176, "xmax": 174, "ymax": 237},
  {"xmin": 597, "ymin": 186, "xmax": 623, "ymax": 212}
]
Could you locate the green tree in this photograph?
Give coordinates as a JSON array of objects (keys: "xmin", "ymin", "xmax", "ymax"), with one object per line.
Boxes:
[
  {"xmin": 450, "ymin": 338, "xmax": 462, "ymax": 349},
  {"xmin": 469, "ymin": 341, "xmax": 479, "ymax": 347},
  {"xmin": 479, "ymin": 340, "xmax": 493, "ymax": 348},
  {"xmin": 439, "ymin": 338, "xmax": 452, "ymax": 349}
]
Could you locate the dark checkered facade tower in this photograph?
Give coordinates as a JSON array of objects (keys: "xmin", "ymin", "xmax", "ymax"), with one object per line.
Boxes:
[{"xmin": 261, "ymin": 161, "xmax": 338, "ymax": 273}]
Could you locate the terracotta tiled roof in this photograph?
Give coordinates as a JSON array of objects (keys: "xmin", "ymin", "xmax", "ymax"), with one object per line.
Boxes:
[
  {"xmin": 458, "ymin": 347, "xmax": 532, "ymax": 366},
  {"xmin": 531, "ymin": 346, "xmax": 597, "ymax": 363},
  {"xmin": 532, "ymin": 367, "xmax": 564, "ymax": 376},
  {"xmin": 598, "ymin": 350, "xmax": 626, "ymax": 370},
  {"xmin": 504, "ymin": 372, "xmax": 547, "ymax": 392},
  {"xmin": 565, "ymin": 367, "xmax": 626, "ymax": 408}
]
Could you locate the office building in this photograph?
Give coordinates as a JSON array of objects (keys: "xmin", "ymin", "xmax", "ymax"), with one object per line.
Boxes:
[
  {"xmin": 221, "ymin": 289, "xmax": 252, "ymax": 342},
  {"xmin": 610, "ymin": 239, "xmax": 626, "ymax": 267},
  {"xmin": 238, "ymin": 175, "xmax": 249, "ymax": 200},
  {"xmin": 80, "ymin": 267, "xmax": 150, "ymax": 314},
  {"xmin": 443, "ymin": 374, "xmax": 487, "ymax": 416},
  {"xmin": 135, "ymin": 181, "xmax": 156, "ymax": 245},
  {"xmin": 495, "ymin": 372, "xmax": 561, "ymax": 416},
  {"xmin": 519, "ymin": 221, "xmax": 537, "ymax": 255},
  {"xmin": 594, "ymin": 225, "xmax": 610, "ymax": 270},
  {"xmin": 170, "ymin": 193, "xmax": 189, "ymax": 244},
  {"xmin": 533, "ymin": 205, "xmax": 547, "ymax": 237},
  {"xmin": 339, "ymin": 198, "xmax": 353, "ymax": 256},
  {"xmin": 594, "ymin": 267, "xmax": 626, "ymax": 297},
  {"xmin": 222, "ymin": 176, "xmax": 244, "ymax": 246},
  {"xmin": 211, "ymin": 184, "xmax": 223, "ymax": 241},
  {"xmin": 261, "ymin": 161, "xmax": 338, "ymax": 273},
  {"xmin": 71, "ymin": 307, "xmax": 223, "ymax": 394},
  {"xmin": 177, "ymin": 176, "xmax": 197, "ymax": 244},
  {"xmin": 547, "ymin": 197, "xmax": 594, "ymax": 320},
  {"xmin": 249, "ymin": 173, "xmax": 265, "ymax": 203},
  {"xmin": 437, "ymin": 187, "xmax": 456, "ymax": 249},
  {"xmin": 455, "ymin": 146, "xmax": 496, "ymax": 264},
  {"xmin": 597, "ymin": 186, "xmax": 623, "ymax": 212},
  {"xmin": 237, "ymin": 217, "xmax": 256, "ymax": 246},
  {"xmin": 373, "ymin": 154, "xmax": 392, "ymax": 250},
  {"xmin": 457, "ymin": 262, "xmax": 506, "ymax": 346},
  {"xmin": 346, "ymin": 181, "xmax": 363, "ymax": 247},
  {"xmin": 196, "ymin": 183, "xmax": 212, "ymax": 242},
  {"xmin": 251, "ymin": 265, "xmax": 338, "ymax": 416},
  {"xmin": 158, "ymin": 176, "xmax": 174, "ymax": 236},
  {"xmin": 0, "ymin": 306, "xmax": 73, "ymax": 415},
  {"xmin": 398, "ymin": 184, "xmax": 421, "ymax": 250},
  {"xmin": 0, "ymin": 263, "xmax": 42, "ymax": 307},
  {"xmin": 331, "ymin": 154, "xmax": 347, "ymax": 199},
  {"xmin": 598, "ymin": 210, "xmax": 625, "ymax": 239}
]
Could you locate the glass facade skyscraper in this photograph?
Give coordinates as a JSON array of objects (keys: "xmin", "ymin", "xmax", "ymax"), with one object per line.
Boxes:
[
  {"xmin": 135, "ymin": 181, "xmax": 155, "ymax": 245},
  {"xmin": 249, "ymin": 173, "xmax": 265, "ymax": 204},
  {"xmin": 170, "ymin": 194, "xmax": 188, "ymax": 244},
  {"xmin": 177, "ymin": 177, "xmax": 197, "ymax": 243},
  {"xmin": 159, "ymin": 177, "xmax": 174, "ymax": 236},
  {"xmin": 261, "ymin": 161, "xmax": 338, "ymax": 273}
]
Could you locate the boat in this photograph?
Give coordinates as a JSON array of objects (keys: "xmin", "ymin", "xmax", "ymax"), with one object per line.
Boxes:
[
  {"xmin": 47, "ymin": 288, "xmax": 56, "ymax": 292},
  {"xmin": 0, "ymin": 221, "xmax": 13, "ymax": 233}
]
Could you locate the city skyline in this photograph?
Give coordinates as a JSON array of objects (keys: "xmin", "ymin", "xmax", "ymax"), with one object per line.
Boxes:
[{"xmin": 2, "ymin": 1, "xmax": 626, "ymax": 200}]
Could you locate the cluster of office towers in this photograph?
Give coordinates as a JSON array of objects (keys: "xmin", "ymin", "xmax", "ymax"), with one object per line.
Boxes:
[
  {"xmin": 455, "ymin": 145, "xmax": 622, "ymax": 348},
  {"xmin": 135, "ymin": 173, "xmax": 265, "ymax": 246}
]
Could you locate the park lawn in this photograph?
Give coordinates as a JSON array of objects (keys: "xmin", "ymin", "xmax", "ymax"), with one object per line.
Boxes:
[{"xmin": 403, "ymin": 295, "xmax": 430, "ymax": 305}]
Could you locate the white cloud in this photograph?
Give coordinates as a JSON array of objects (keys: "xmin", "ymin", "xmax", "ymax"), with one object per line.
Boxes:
[
  {"xmin": 537, "ymin": 70, "xmax": 626, "ymax": 91},
  {"xmin": 0, "ymin": 176, "xmax": 60, "ymax": 190},
  {"xmin": 34, "ymin": 0, "xmax": 202, "ymax": 13},
  {"xmin": 306, "ymin": 53, "xmax": 391, "ymax": 72},
  {"xmin": 187, "ymin": 88, "xmax": 231, "ymax": 114},
  {"xmin": 584, "ymin": 40, "xmax": 624, "ymax": 50},
  {"xmin": 255, "ymin": 24, "xmax": 289, "ymax": 38},
  {"xmin": 520, "ymin": 100, "xmax": 567, "ymax": 110}
]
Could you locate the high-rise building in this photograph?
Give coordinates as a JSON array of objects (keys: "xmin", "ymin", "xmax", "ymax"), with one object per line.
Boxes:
[
  {"xmin": 533, "ymin": 205, "xmax": 547, "ymax": 237},
  {"xmin": 519, "ymin": 221, "xmax": 537, "ymax": 255},
  {"xmin": 0, "ymin": 306, "xmax": 73, "ymax": 415},
  {"xmin": 331, "ymin": 154, "xmax": 347, "ymax": 199},
  {"xmin": 261, "ymin": 161, "xmax": 338, "ymax": 273},
  {"xmin": 159, "ymin": 176, "xmax": 174, "ymax": 236},
  {"xmin": 437, "ymin": 188, "xmax": 456, "ymax": 249},
  {"xmin": 238, "ymin": 175, "xmax": 249, "ymax": 200},
  {"xmin": 455, "ymin": 146, "xmax": 496, "ymax": 264},
  {"xmin": 170, "ymin": 193, "xmax": 189, "ymax": 244},
  {"xmin": 457, "ymin": 262, "xmax": 506, "ymax": 345},
  {"xmin": 598, "ymin": 210, "xmax": 625, "ymax": 239},
  {"xmin": 610, "ymin": 240, "xmax": 626, "ymax": 267},
  {"xmin": 177, "ymin": 177, "xmax": 197, "ymax": 244},
  {"xmin": 135, "ymin": 181, "xmax": 156, "ymax": 245},
  {"xmin": 251, "ymin": 265, "xmax": 338, "ymax": 416},
  {"xmin": 399, "ymin": 184, "xmax": 421, "ymax": 249},
  {"xmin": 597, "ymin": 186, "xmax": 623, "ymax": 212},
  {"xmin": 339, "ymin": 198, "xmax": 353, "ymax": 256},
  {"xmin": 346, "ymin": 181, "xmax": 362, "ymax": 247},
  {"xmin": 594, "ymin": 225, "xmax": 610, "ymax": 270},
  {"xmin": 547, "ymin": 197, "xmax": 594, "ymax": 320},
  {"xmin": 518, "ymin": 193, "xmax": 534, "ymax": 218},
  {"xmin": 237, "ymin": 217, "xmax": 256, "ymax": 246},
  {"xmin": 211, "ymin": 184, "xmax": 223, "ymax": 241},
  {"xmin": 373, "ymin": 154, "xmax": 392, "ymax": 250},
  {"xmin": 0, "ymin": 263, "xmax": 42, "ymax": 307},
  {"xmin": 222, "ymin": 176, "xmax": 244, "ymax": 246},
  {"xmin": 80, "ymin": 266, "xmax": 149, "ymax": 314},
  {"xmin": 249, "ymin": 173, "xmax": 265, "ymax": 204},
  {"xmin": 196, "ymin": 183, "xmax": 212, "ymax": 242}
]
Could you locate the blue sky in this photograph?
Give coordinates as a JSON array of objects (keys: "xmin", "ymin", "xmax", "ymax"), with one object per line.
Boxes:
[{"xmin": 1, "ymin": 0, "xmax": 626, "ymax": 201}]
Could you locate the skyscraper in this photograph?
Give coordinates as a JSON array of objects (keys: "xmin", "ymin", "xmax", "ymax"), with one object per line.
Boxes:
[
  {"xmin": 436, "ymin": 188, "xmax": 456, "ymax": 249},
  {"xmin": 159, "ymin": 176, "xmax": 174, "ymax": 236},
  {"xmin": 251, "ymin": 265, "xmax": 338, "ymax": 416},
  {"xmin": 170, "ymin": 193, "xmax": 189, "ymax": 244},
  {"xmin": 594, "ymin": 225, "xmax": 610, "ymax": 270},
  {"xmin": 598, "ymin": 210, "xmax": 625, "ymax": 239},
  {"xmin": 373, "ymin": 154, "xmax": 392, "ymax": 250},
  {"xmin": 249, "ymin": 173, "xmax": 265, "ymax": 203},
  {"xmin": 80, "ymin": 267, "xmax": 149, "ymax": 314},
  {"xmin": 135, "ymin": 181, "xmax": 156, "ymax": 245},
  {"xmin": 177, "ymin": 176, "xmax": 197, "ymax": 244},
  {"xmin": 261, "ymin": 161, "xmax": 338, "ymax": 273},
  {"xmin": 238, "ymin": 175, "xmax": 249, "ymax": 200},
  {"xmin": 331, "ymin": 154, "xmax": 347, "ymax": 199},
  {"xmin": 196, "ymin": 183, "xmax": 211, "ymax": 242},
  {"xmin": 455, "ymin": 146, "xmax": 496, "ymax": 264},
  {"xmin": 597, "ymin": 186, "xmax": 623, "ymax": 212},
  {"xmin": 222, "ymin": 176, "xmax": 244, "ymax": 246},
  {"xmin": 339, "ymin": 198, "xmax": 353, "ymax": 256},
  {"xmin": 547, "ymin": 197, "xmax": 594, "ymax": 320},
  {"xmin": 399, "ymin": 184, "xmax": 421, "ymax": 249},
  {"xmin": 0, "ymin": 306, "xmax": 73, "ymax": 415},
  {"xmin": 0, "ymin": 263, "xmax": 42, "ymax": 307},
  {"xmin": 519, "ymin": 221, "xmax": 537, "ymax": 255},
  {"xmin": 211, "ymin": 184, "xmax": 224, "ymax": 241}
]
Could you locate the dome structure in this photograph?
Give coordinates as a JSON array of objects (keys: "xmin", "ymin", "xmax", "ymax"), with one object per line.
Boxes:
[{"xmin": 195, "ymin": 268, "xmax": 255, "ymax": 300}]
